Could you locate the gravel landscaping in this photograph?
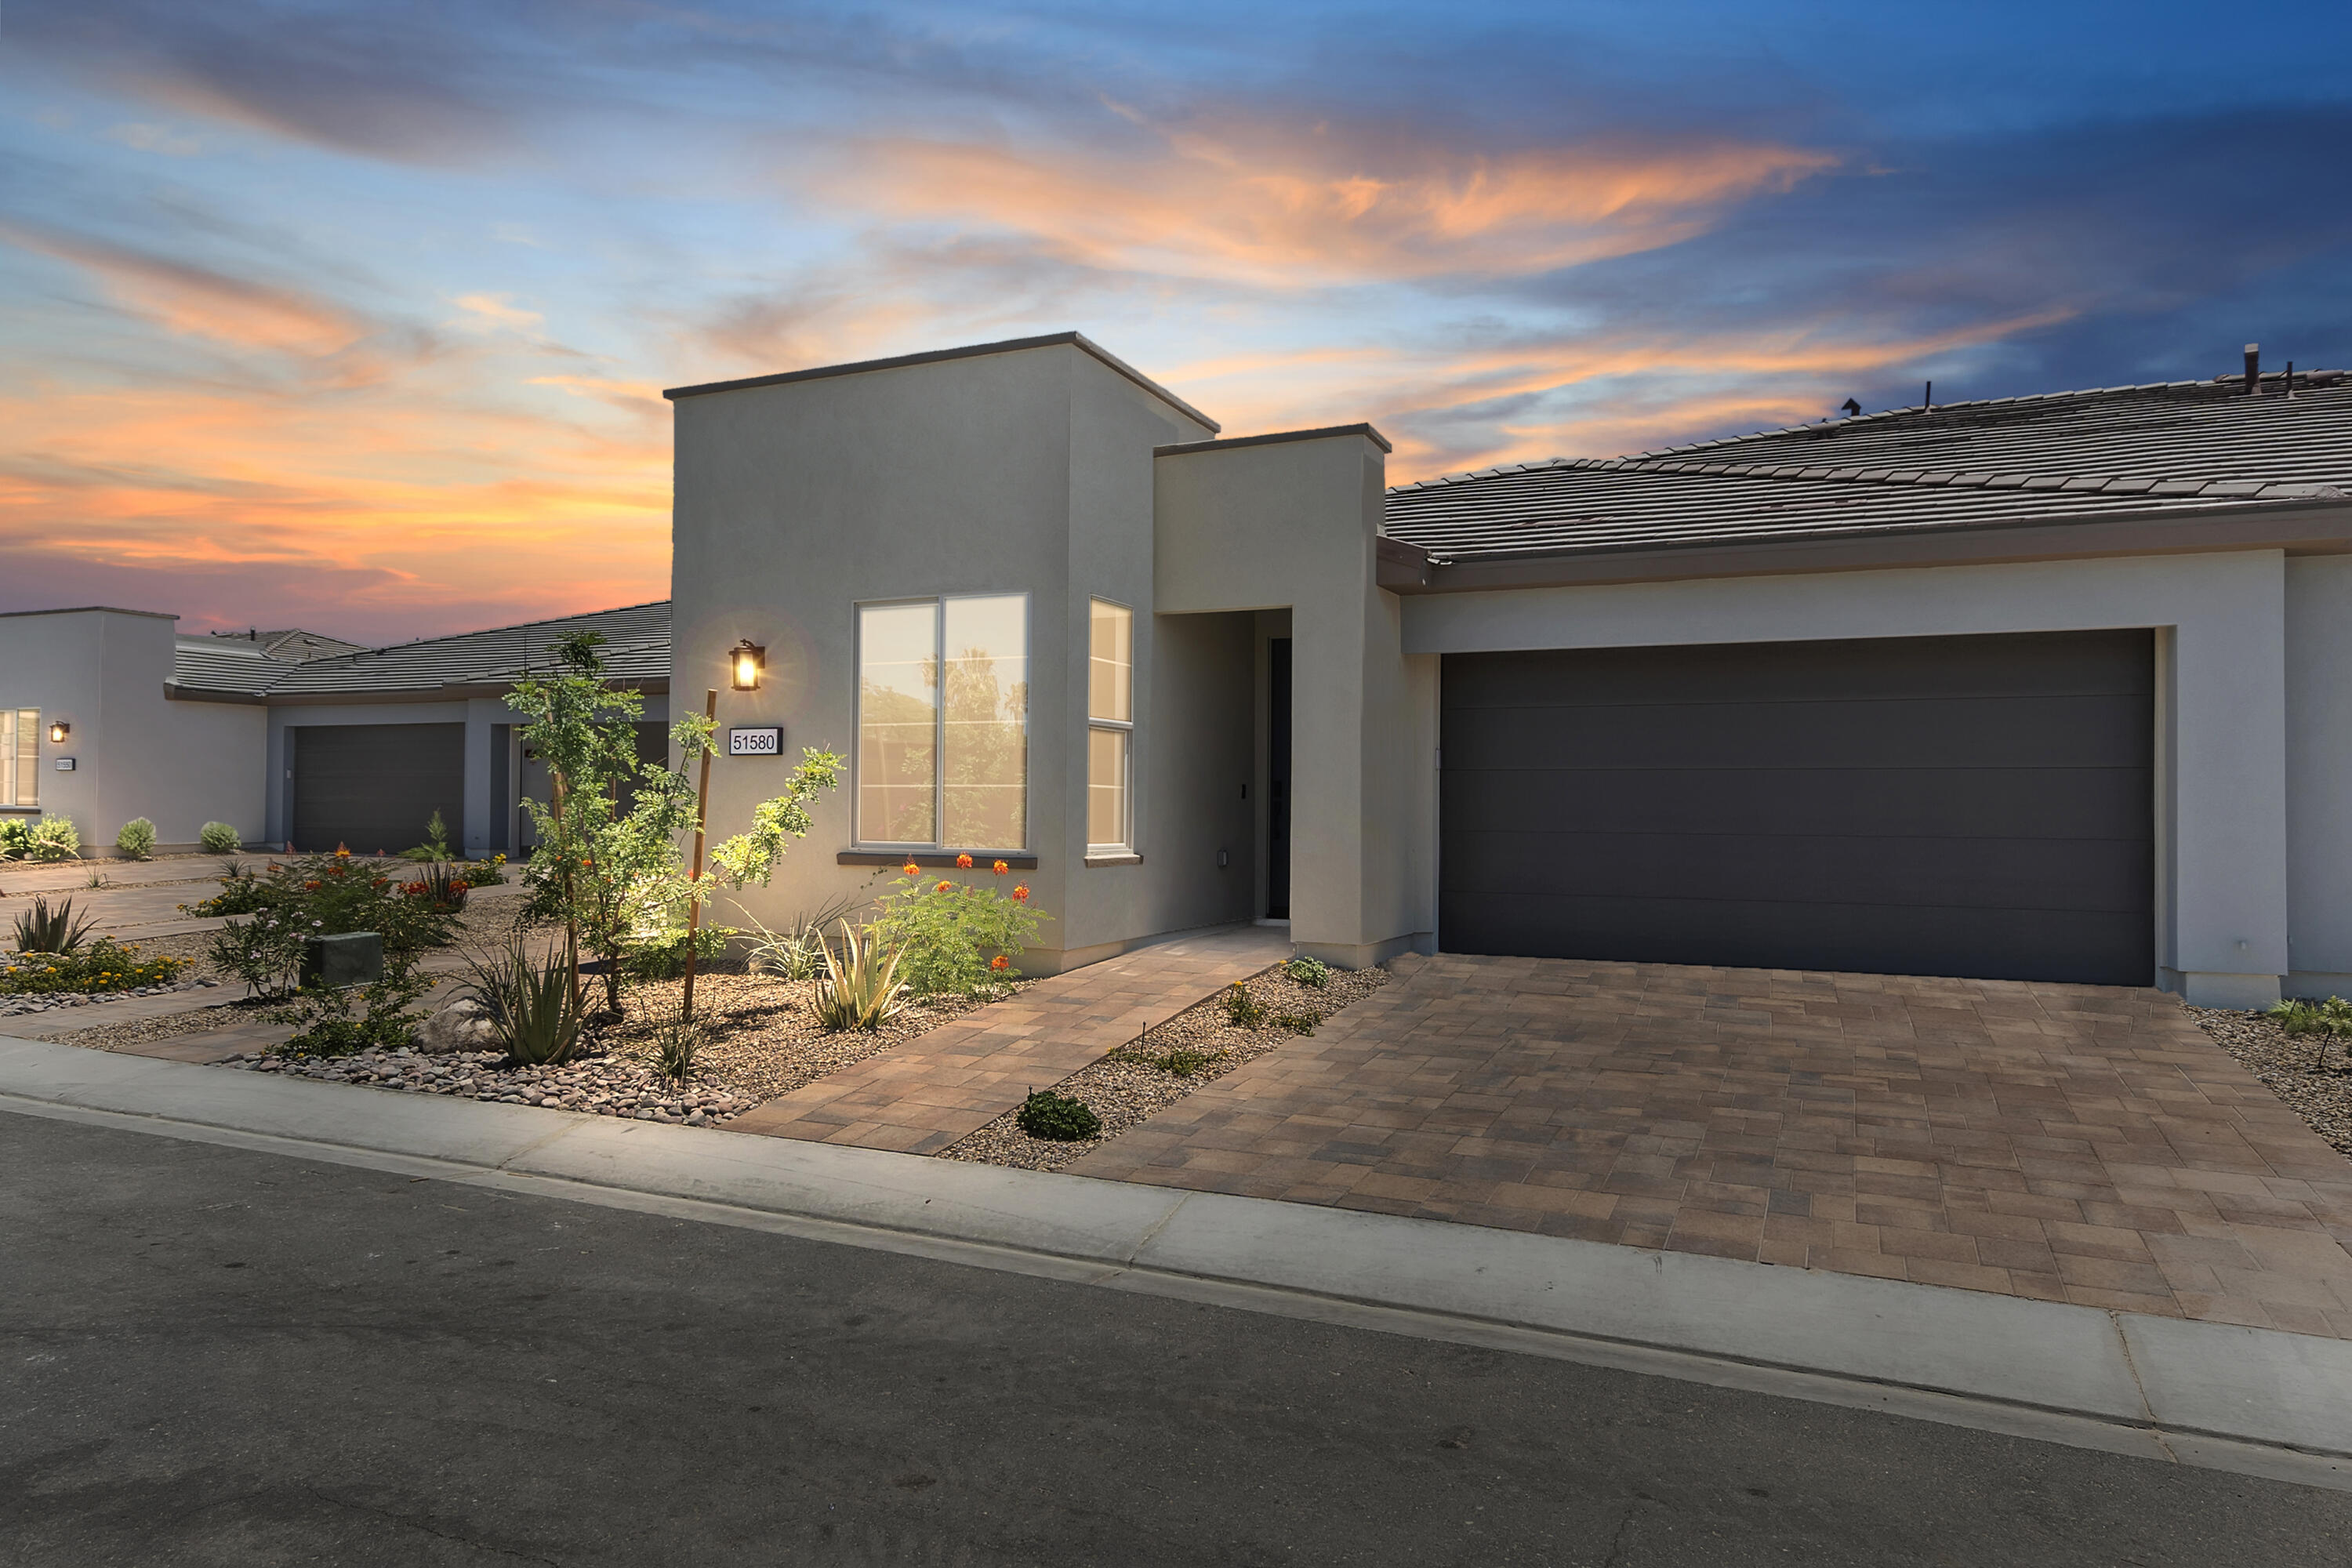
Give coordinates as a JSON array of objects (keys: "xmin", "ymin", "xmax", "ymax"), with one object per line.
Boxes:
[
  {"xmin": 223, "ymin": 1044, "xmax": 757, "ymax": 1125},
  {"xmin": 2188, "ymin": 1001, "xmax": 2352, "ymax": 1161},
  {"xmin": 942, "ymin": 960, "xmax": 1388, "ymax": 1171}
]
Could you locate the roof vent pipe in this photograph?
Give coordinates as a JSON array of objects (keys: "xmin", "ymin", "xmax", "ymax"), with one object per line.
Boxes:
[
  {"xmin": 1923, "ymin": 380, "xmax": 1933, "ymax": 411},
  {"xmin": 2245, "ymin": 343, "xmax": 2260, "ymax": 394}
]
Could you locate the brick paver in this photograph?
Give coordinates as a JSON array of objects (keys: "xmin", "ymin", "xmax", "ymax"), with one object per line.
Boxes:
[
  {"xmin": 727, "ymin": 925, "xmax": 1293, "ymax": 1154},
  {"xmin": 1069, "ymin": 953, "xmax": 2352, "ymax": 1336}
]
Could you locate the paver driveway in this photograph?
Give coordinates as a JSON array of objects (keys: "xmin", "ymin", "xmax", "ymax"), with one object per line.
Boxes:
[{"xmin": 1073, "ymin": 953, "xmax": 2352, "ymax": 1336}]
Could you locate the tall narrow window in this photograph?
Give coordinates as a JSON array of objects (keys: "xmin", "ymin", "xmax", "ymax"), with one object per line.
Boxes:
[
  {"xmin": 1087, "ymin": 600, "xmax": 1133, "ymax": 851},
  {"xmin": 0, "ymin": 709, "xmax": 35, "ymax": 809},
  {"xmin": 856, "ymin": 596, "xmax": 1028, "ymax": 849}
]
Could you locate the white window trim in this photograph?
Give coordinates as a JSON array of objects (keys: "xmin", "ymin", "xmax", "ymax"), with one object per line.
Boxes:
[
  {"xmin": 1, "ymin": 708, "xmax": 37, "ymax": 812},
  {"xmin": 851, "ymin": 592, "xmax": 1030, "ymax": 854},
  {"xmin": 1087, "ymin": 598, "xmax": 1134, "ymax": 855}
]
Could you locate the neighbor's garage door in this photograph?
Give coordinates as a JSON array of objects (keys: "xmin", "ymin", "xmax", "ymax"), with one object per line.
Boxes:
[
  {"xmin": 1439, "ymin": 630, "xmax": 2154, "ymax": 985},
  {"xmin": 290, "ymin": 723, "xmax": 465, "ymax": 855}
]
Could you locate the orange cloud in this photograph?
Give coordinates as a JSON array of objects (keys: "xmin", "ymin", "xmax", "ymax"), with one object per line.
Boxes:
[
  {"xmin": 0, "ymin": 223, "xmax": 366, "ymax": 354},
  {"xmin": 820, "ymin": 122, "xmax": 1837, "ymax": 287}
]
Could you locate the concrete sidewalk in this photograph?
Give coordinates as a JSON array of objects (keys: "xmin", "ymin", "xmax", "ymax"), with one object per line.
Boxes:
[{"xmin": 5, "ymin": 1032, "xmax": 2349, "ymax": 1490}]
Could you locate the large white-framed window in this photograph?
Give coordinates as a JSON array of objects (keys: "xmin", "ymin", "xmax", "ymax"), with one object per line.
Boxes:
[
  {"xmin": 855, "ymin": 594, "xmax": 1029, "ymax": 850},
  {"xmin": 1, "ymin": 709, "xmax": 36, "ymax": 809},
  {"xmin": 1087, "ymin": 600, "xmax": 1134, "ymax": 852}
]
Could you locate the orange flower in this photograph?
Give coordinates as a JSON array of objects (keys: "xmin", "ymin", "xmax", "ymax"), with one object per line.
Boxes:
[
  {"xmin": 990, "ymin": 954, "xmax": 1011, "ymax": 971},
  {"xmin": 993, "ymin": 859, "xmax": 1009, "ymax": 876},
  {"xmin": 935, "ymin": 880, "xmax": 953, "ymax": 894},
  {"xmin": 902, "ymin": 860, "xmax": 920, "ymax": 877},
  {"xmin": 956, "ymin": 852, "xmax": 974, "ymax": 869},
  {"xmin": 303, "ymin": 880, "xmax": 321, "ymax": 891},
  {"xmin": 1012, "ymin": 884, "xmax": 1029, "ymax": 902}
]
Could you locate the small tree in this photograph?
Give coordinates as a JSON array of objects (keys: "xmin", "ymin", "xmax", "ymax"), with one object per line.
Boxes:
[{"xmin": 508, "ymin": 632, "xmax": 840, "ymax": 1018}]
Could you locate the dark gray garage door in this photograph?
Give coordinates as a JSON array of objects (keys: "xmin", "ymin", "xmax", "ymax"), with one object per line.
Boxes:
[
  {"xmin": 291, "ymin": 724, "xmax": 465, "ymax": 855},
  {"xmin": 1439, "ymin": 630, "xmax": 2154, "ymax": 985}
]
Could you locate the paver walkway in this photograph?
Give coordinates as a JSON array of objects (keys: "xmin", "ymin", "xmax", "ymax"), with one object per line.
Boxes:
[
  {"xmin": 1072, "ymin": 953, "xmax": 2352, "ymax": 1337},
  {"xmin": 728, "ymin": 924, "xmax": 1293, "ymax": 1154}
]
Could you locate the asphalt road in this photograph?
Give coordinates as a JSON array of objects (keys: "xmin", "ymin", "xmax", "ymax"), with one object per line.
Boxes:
[{"xmin": 6, "ymin": 1112, "xmax": 2350, "ymax": 1566}]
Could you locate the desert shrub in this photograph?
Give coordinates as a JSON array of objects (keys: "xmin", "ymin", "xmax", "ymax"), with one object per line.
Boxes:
[
  {"xmin": 401, "ymin": 809, "xmax": 455, "ymax": 862},
  {"xmin": 1016, "ymin": 1089, "xmax": 1101, "ymax": 1142},
  {"xmin": 203, "ymin": 851, "xmax": 459, "ymax": 999},
  {"xmin": 1283, "ymin": 955, "xmax": 1330, "ymax": 989},
  {"xmin": 870, "ymin": 861, "xmax": 1045, "ymax": 996},
  {"xmin": 466, "ymin": 941, "xmax": 586, "ymax": 1065},
  {"xmin": 2265, "ymin": 996, "xmax": 2352, "ymax": 1070},
  {"xmin": 11, "ymin": 895, "xmax": 97, "ymax": 954},
  {"xmin": 0, "ymin": 819, "xmax": 28, "ymax": 859},
  {"xmin": 458, "ymin": 854, "xmax": 506, "ymax": 887},
  {"xmin": 278, "ymin": 971, "xmax": 431, "ymax": 1057},
  {"xmin": 622, "ymin": 924, "xmax": 735, "ymax": 981},
  {"xmin": 1, "ymin": 938, "xmax": 188, "ymax": 995},
  {"xmin": 1272, "ymin": 1012, "xmax": 1319, "ymax": 1036},
  {"xmin": 1222, "ymin": 982, "xmax": 1268, "ymax": 1027},
  {"xmin": 742, "ymin": 895, "xmax": 866, "ymax": 984},
  {"xmin": 810, "ymin": 921, "xmax": 910, "ymax": 1030},
  {"xmin": 1147, "ymin": 1047, "xmax": 1214, "ymax": 1077},
  {"xmin": 114, "ymin": 818, "xmax": 156, "ymax": 860},
  {"xmin": 24, "ymin": 815, "xmax": 80, "ymax": 862},
  {"xmin": 199, "ymin": 821, "xmax": 241, "ymax": 855},
  {"xmin": 183, "ymin": 862, "xmax": 270, "ymax": 916}
]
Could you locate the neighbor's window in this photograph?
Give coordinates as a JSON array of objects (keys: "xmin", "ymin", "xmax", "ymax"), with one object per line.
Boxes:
[
  {"xmin": 1, "ymin": 709, "xmax": 35, "ymax": 809},
  {"xmin": 856, "ymin": 595, "xmax": 1028, "ymax": 849},
  {"xmin": 1087, "ymin": 601, "xmax": 1133, "ymax": 851}
]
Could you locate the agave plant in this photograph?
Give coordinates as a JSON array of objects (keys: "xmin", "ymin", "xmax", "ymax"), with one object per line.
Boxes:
[
  {"xmin": 810, "ymin": 920, "xmax": 910, "ymax": 1031},
  {"xmin": 12, "ymin": 895, "xmax": 97, "ymax": 955},
  {"xmin": 465, "ymin": 940, "xmax": 586, "ymax": 1066}
]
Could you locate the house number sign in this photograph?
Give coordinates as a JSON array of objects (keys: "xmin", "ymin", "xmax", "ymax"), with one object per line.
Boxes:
[{"xmin": 728, "ymin": 726, "xmax": 782, "ymax": 757}]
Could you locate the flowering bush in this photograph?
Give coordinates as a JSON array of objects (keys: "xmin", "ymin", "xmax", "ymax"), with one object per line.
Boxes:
[
  {"xmin": 203, "ymin": 851, "xmax": 459, "ymax": 1000},
  {"xmin": 870, "ymin": 860, "xmax": 1047, "ymax": 996},
  {"xmin": 0, "ymin": 939, "xmax": 189, "ymax": 995}
]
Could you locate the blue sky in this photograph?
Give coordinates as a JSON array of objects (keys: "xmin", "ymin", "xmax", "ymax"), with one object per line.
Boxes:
[{"xmin": 3, "ymin": 2, "xmax": 2347, "ymax": 641}]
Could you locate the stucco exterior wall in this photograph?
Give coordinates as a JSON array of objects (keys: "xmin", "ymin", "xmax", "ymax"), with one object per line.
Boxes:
[
  {"xmin": 1403, "ymin": 550, "xmax": 2295, "ymax": 1008},
  {"xmin": 2286, "ymin": 554, "xmax": 2352, "ymax": 994},
  {"xmin": 1154, "ymin": 431, "xmax": 1432, "ymax": 967},
  {"xmin": 0, "ymin": 609, "xmax": 264, "ymax": 853},
  {"xmin": 670, "ymin": 340, "xmax": 1210, "ymax": 966}
]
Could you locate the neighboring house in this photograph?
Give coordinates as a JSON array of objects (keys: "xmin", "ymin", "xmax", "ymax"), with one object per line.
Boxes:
[
  {"xmin": 0, "ymin": 601, "xmax": 668, "ymax": 858},
  {"xmin": 670, "ymin": 333, "xmax": 2352, "ymax": 1007}
]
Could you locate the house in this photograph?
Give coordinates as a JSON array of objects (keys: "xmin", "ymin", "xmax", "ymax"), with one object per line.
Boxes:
[
  {"xmin": 669, "ymin": 333, "xmax": 2352, "ymax": 1008},
  {"xmin": 0, "ymin": 601, "xmax": 669, "ymax": 857},
  {"xmin": 11, "ymin": 331, "xmax": 2347, "ymax": 1011}
]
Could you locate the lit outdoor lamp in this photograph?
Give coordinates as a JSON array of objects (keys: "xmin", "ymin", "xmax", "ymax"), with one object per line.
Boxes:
[
  {"xmin": 47, "ymin": 720, "xmax": 68, "ymax": 743},
  {"xmin": 729, "ymin": 639, "xmax": 765, "ymax": 691}
]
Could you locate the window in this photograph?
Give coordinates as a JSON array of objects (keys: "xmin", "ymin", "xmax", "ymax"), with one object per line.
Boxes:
[
  {"xmin": 1, "ymin": 709, "xmax": 34, "ymax": 809},
  {"xmin": 856, "ymin": 595, "xmax": 1028, "ymax": 848},
  {"xmin": 1087, "ymin": 600, "xmax": 1133, "ymax": 851}
]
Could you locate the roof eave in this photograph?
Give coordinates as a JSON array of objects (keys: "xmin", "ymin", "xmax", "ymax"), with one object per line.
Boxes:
[{"xmin": 1385, "ymin": 497, "xmax": 2352, "ymax": 595}]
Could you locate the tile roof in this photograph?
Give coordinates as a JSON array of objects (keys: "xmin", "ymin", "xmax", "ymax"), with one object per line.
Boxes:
[
  {"xmin": 1384, "ymin": 372, "xmax": 2352, "ymax": 564},
  {"xmin": 170, "ymin": 601, "xmax": 672, "ymax": 700}
]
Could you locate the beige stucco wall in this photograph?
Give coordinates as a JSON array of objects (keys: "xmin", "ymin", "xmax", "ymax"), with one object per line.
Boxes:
[
  {"xmin": 0, "ymin": 608, "xmax": 266, "ymax": 853},
  {"xmin": 670, "ymin": 339, "xmax": 1213, "ymax": 967},
  {"xmin": 1153, "ymin": 431, "xmax": 1435, "ymax": 967}
]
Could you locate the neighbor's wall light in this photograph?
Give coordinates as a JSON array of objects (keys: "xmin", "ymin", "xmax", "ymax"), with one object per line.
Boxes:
[
  {"xmin": 729, "ymin": 640, "xmax": 765, "ymax": 691},
  {"xmin": 47, "ymin": 720, "xmax": 68, "ymax": 743}
]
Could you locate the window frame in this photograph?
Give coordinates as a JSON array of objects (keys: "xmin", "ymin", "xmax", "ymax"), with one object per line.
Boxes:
[
  {"xmin": 1086, "ymin": 598, "xmax": 1134, "ymax": 855},
  {"xmin": 851, "ymin": 592, "xmax": 1031, "ymax": 853},
  {"xmin": 1, "ymin": 708, "xmax": 37, "ymax": 811}
]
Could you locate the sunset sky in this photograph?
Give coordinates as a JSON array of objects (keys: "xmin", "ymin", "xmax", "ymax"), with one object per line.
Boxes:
[{"xmin": 5, "ymin": 2, "xmax": 2348, "ymax": 644}]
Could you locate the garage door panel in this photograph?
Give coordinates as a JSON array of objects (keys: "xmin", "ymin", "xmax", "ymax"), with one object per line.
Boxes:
[
  {"xmin": 1441, "ymin": 892, "xmax": 2151, "ymax": 987},
  {"xmin": 1445, "ymin": 632, "xmax": 2153, "ymax": 710},
  {"xmin": 1443, "ymin": 693, "xmax": 2150, "ymax": 772},
  {"xmin": 1443, "ymin": 829, "xmax": 2152, "ymax": 913},
  {"xmin": 292, "ymin": 724, "xmax": 465, "ymax": 855},
  {"xmin": 1442, "ymin": 766, "xmax": 2152, "ymax": 840},
  {"xmin": 1439, "ymin": 630, "xmax": 2154, "ymax": 986}
]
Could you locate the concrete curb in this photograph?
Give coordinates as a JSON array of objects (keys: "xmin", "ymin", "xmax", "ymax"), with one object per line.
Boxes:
[{"xmin": 7, "ymin": 1034, "xmax": 2351, "ymax": 1475}]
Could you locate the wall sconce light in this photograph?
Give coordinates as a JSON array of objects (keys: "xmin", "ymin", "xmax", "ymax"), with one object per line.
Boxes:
[
  {"xmin": 47, "ymin": 720, "xmax": 68, "ymax": 743},
  {"xmin": 729, "ymin": 640, "xmax": 765, "ymax": 691}
]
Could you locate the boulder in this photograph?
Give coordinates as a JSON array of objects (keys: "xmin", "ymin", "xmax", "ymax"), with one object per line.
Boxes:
[{"xmin": 411, "ymin": 996, "xmax": 502, "ymax": 1054}]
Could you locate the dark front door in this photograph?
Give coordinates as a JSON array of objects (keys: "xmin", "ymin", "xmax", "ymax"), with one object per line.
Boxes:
[
  {"xmin": 1439, "ymin": 630, "xmax": 2154, "ymax": 985},
  {"xmin": 290, "ymin": 723, "xmax": 466, "ymax": 855},
  {"xmin": 1267, "ymin": 637, "xmax": 1293, "ymax": 920}
]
